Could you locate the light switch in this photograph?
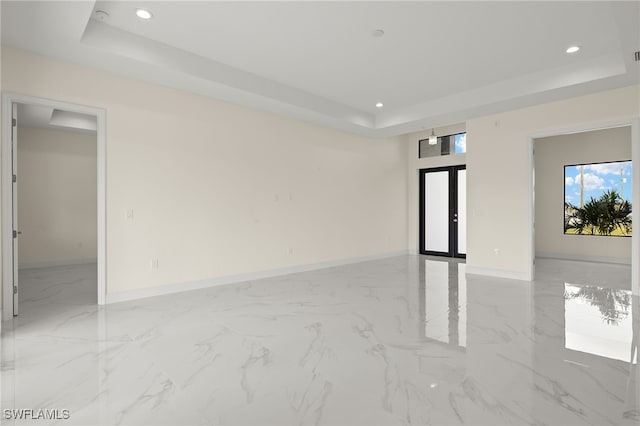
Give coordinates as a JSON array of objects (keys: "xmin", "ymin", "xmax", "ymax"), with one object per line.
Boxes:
[{"xmin": 126, "ymin": 209, "xmax": 134, "ymax": 220}]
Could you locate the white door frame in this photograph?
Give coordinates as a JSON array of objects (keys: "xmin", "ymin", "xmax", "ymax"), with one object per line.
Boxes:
[
  {"xmin": 528, "ymin": 117, "xmax": 640, "ymax": 295},
  {"xmin": 2, "ymin": 93, "xmax": 106, "ymax": 319}
]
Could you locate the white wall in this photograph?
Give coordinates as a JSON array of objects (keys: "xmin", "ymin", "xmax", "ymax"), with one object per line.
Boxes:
[
  {"xmin": 535, "ymin": 126, "xmax": 632, "ymax": 263},
  {"xmin": 466, "ymin": 85, "xmax": 639, "ymax": 281},
  {"xmin": 1, "ymin": 47, "xmax": 408, "ymax": 297},
  {"xmin": 404, "ymin": 123, "xmax": 466, "ymax": 253},
  {"xmin": 17, "ymin": 125, "xmax": 97, "ymax": 267}
]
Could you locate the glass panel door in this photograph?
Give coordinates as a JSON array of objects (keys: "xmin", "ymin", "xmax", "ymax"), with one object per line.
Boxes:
[
  {"xmin": 456, "ymin": 168, "xmax": 467, "ymax": 256},
  {"xmin": 420, "ymin": 166, "xmax": 466, "ymax": 258},
  {"xmin": 422, "ymin": 169, "xmax": 450, "ymax": 255}
]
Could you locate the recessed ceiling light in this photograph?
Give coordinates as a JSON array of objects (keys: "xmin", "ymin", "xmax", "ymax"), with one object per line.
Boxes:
[
  {"xmin": 566, "ymin": 46, "xmax": 580, "ymax": 54},
  {"xmin": 375, "ymin": 102, "xmax": 384, "ymax": 108},
  {"xmin": 136, "ymin": 8, "xmax": 153, "ymax": 20},
  {"xmin": 372, "ymin": 29, "xmax": 385, "ymax": 38}
]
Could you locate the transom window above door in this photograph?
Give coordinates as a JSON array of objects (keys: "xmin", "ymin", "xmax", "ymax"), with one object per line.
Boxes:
[{"xmin": 419, "ymin": 132, "xmax": 466, "ymax": 158}]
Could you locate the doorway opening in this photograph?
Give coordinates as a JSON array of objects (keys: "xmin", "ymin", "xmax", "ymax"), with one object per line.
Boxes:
[
  {"xmin": 534, "ymin": 126, "xmax": 633, "ymax": 264},
  {"xmin": 529, "ymin": 119, "xmax": 639, "ymax": 295},
  {"xmin": 419, "ymin": 165, "xmax": 466, "ymax": 258},
  {"xmin": 2, "ymin": 94, "xmax": 106, "ymax": 320}
]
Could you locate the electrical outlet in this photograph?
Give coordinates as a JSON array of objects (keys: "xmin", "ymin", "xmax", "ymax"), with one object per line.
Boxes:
[
  {"xmin": 151, "ymin": 258, "xmax": 159, "ymax": 270},
  {"xmin": 126, "ymin": 209, "xmax": 134, "ymax": 220}
]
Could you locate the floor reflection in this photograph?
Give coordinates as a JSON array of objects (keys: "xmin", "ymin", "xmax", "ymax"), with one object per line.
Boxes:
[
  {"xmin": 423, "ymin": 259, "xmax": 466, "ymax": 347},
  {"xmin": 564, "ymin": 283, "xmax": 635, "ymax": 363},
  {"xmin": 531, "ymin": 261, "xmax": 639, "ymax": 424},
  {"xmin": 2, "ymin": 257, "xmax": 638, "ymax": 425},
  {"xmin": 420, "ymin": 256, "xmax": 639, "ymax": 424}
]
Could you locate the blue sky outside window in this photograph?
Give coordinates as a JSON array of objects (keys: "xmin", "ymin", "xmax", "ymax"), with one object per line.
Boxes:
[{"xmin": 565, "ymin": 161, "xmax": 632, "ymax": 206}]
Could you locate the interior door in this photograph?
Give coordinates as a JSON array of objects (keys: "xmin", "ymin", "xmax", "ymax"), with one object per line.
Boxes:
[
  {"xmin": 11, "ymin": 103, "xmax": 19, "ymax": 316},
  {"xmin": 420, "ymin": 165, "xmax": 466, "ymax": 258}
]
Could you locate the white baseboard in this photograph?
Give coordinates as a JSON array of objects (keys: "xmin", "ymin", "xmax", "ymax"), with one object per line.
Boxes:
[
  {"xmin": 535, "ymin": 252, "xmax": 631, "ymax": 265},
  {"xmin": 106, "ymin": 250, "xmax": 410, "ymax": 304},
  {"xmin": 19, "ymin": 258, "xmax": 97, "ymax": 270},
  {"xmin": 465, "ymin": 265, "xmax": 532, "ymax": 281}
]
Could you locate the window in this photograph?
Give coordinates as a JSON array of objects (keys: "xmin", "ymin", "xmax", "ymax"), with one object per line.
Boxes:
[
  {"xmin": 419, "ymin": 132, "xmax": 466, "ymax": 158},
  {"xmin": 564, "ymin": 160, "xmax": 632, "ymax": 236}
]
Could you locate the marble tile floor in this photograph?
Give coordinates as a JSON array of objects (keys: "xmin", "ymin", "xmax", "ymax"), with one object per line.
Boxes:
[{"xmin": 1, "ymin": 257, "xmax": 638, "ymax": 425}]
